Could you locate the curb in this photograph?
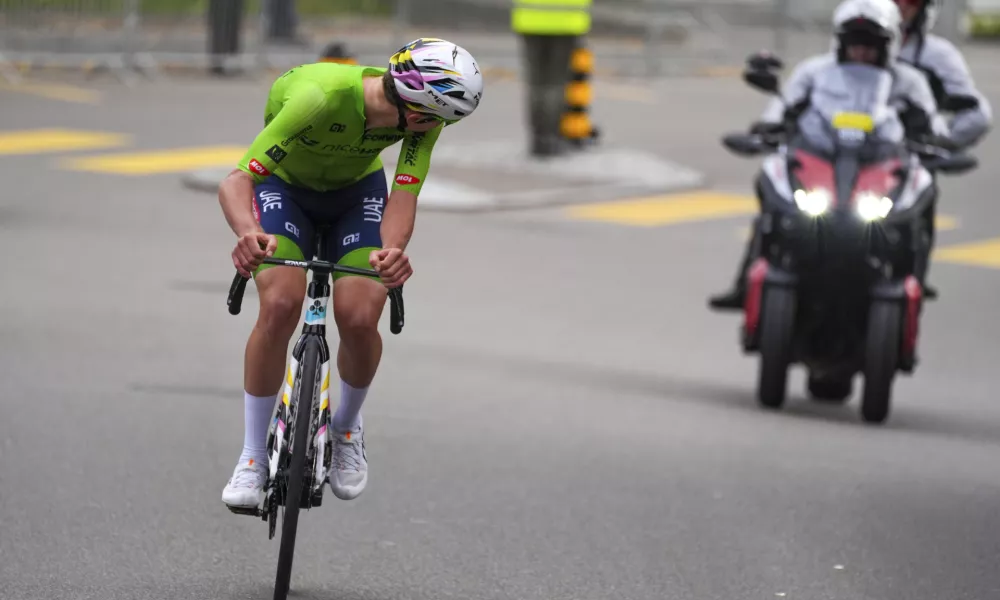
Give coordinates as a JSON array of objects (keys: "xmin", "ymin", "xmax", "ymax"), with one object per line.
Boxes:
[{"xmin": 180, "ymin": 148, "xmax": 707, "ymax": 214}]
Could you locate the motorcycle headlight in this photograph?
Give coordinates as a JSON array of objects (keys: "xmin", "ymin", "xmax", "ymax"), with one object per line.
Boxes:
[
  {"xmin": 793, "ymin": 188, "xmax": 831, "ymax": 216},
  {"xmin": 855, "ymin": 192, "xmax": 893, "ymax": 221}
]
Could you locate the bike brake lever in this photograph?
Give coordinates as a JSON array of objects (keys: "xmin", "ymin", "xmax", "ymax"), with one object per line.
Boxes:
[{"xmin": 388, "ymin": 286, "xmax": 404, "ymax": 335}]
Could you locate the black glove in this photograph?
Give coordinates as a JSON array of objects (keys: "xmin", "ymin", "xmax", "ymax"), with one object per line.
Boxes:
[
  {"xmin": 921, "ymin": 133, "xmax": 959, "ymax": 152},
  {"xmin": 749, "ymin": 121, "xmax": 784, "ymax": 136}
]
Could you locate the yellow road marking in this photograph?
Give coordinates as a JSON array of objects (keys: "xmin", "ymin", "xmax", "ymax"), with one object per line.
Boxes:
[
  {"xmin": 0, "ymin": 129, "xmax": 128, "ymax": 155},
  {"xmin": 565, "ymin": 191, "xmax": 756, "ymax": 227},
  {"xmin": 935, "ymin": 215, "xmax": 959, "ymax": 231},
  {"xmin": 935, "ymin": 237, "xmax": 1000, "ymax": 269},
  {"xmin": 61, "ymin": 145, "xmax": 246, "ymax": 175},
  {"xmin": 0, "ymin": 81, "xmax": 101, "ymax": 104},
  {"xmin": 734, "ymin": 215, "xmax": 960, "ymax": 238}
]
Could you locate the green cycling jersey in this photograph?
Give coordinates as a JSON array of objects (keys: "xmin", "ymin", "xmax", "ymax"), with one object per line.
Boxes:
[{"xmin": 236, "ymin": 62, "xmax": 442, "ymax": 196}]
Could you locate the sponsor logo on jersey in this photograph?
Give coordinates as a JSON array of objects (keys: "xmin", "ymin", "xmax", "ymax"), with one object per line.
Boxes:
[
  {"xmin": 281, "ymin": 124, "xmax": 313, "ymax": 147},
  {"xmin": 361, "ymin": 132, "xmax": 406, "ymax": 144},
  {"xmin": 403, "ymin": 134, "xmax": 422, "ymax": 167},
  {"xmin": 395, "ymin": 174, "xmax": 421, "ymax": 185},
  {"xmin": 320, "ymin": 144, "xmax": 381, "ymax": 156},
  {"xmin": 266, "ymin": 145, "xmax": 287, "ymax": 163},
  {"xmin": 248, "ymin": 159, "xmax": 270, "ymax": 177},
  {"xmin": 329, "ymin": 123, "xmax": 346, "ymax": 133}
]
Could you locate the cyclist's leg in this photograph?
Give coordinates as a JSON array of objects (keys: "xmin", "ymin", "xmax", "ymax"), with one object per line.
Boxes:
[
  {"xmin": 322, "ymin": 171, "xmax": 389, "ymax": 501},
  {"xmin": 222, "ymin": 177, "xmax": 316, "ymax": 509}
]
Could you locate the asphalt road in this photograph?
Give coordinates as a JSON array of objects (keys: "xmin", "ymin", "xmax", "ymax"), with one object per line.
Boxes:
[{"xmin": 2, "ymin": 65, "xmax": 1000, "ymax": 600}]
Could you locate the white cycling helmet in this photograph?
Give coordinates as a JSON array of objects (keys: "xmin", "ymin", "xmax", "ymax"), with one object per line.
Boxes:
[
  {"xmin": 388, "ymin": 37, "xmax": 484, "ymax": 121},
  {"xmin": 832, "ymin": 0, "xmax": 904, "ymax": 68}
]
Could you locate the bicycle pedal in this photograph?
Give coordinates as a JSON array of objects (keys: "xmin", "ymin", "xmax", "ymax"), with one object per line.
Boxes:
[{"xmin": 227, "ymin": 505, "xmax": 263, "ymax": 518}]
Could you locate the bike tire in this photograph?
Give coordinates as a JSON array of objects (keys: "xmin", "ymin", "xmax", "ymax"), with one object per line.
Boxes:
[{"xmin": 273, "ymin": 342, "xmax": 320, "ymax": 600}]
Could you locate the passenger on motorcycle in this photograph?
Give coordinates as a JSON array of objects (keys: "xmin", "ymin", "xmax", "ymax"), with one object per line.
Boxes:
[
  {"xmin": 891, "ymin": 0, "xmax": 993, "ymax": 293},
  {"xmin": 895, "ymin": 0, "xmax": 992, "ymax": 149},
  {"xmin": 708, "ymin": 0, "xmax": 950, "ymax": 311}
]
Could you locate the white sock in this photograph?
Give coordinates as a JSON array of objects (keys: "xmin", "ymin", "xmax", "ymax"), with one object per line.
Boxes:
[
  {"xmin": 239, "ymin": 391, "xmax": 276, "ymax": 467},
  {"xmin": 332, "ymin": 379, "xmax": 369, "ymax": 432}
]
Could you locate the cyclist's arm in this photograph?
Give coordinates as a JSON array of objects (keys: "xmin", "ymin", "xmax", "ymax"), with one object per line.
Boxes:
[
  {"xmin": 220, "ymin": 82, "xmax": 327, "ymax": 238},
  {"xmin": 382, "ymin": 124, "xmax": 443, "ymax": 251}
]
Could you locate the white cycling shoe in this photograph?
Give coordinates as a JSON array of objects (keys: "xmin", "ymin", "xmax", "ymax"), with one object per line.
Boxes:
[
  {"xmin": 329, "ymin": 424, "xmax": 368, "ymax": 501},
  {"xmin": 222, "ymin": 458, "xmax": 268, "ymax": 509}
]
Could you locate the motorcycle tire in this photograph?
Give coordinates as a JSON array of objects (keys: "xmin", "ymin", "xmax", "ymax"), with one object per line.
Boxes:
[
  {"xmin": 807, "ymin": 376, "xmax": 852, "ymax": 403},
  {"xmin": 861, "ymin": 300, "xmax": 902, "ymax": 424},
  {"xmin": 757, "ymin": 286, "xmax": 797, "ymax": 410}
]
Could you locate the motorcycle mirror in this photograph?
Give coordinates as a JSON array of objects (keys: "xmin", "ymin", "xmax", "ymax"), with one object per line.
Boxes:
[
  {"xmin": 923, "ymin": 153, "xmax": 978, "ymax": 174},
  {"xmin": 746, "ymin": 50, "xmax": 784, "ymax": 72},
  {"xmin": 743, "ymin": 69, "xmax": 780, "ymax": 95},
  {"xmin": 722, "ymin": 133, "xmax": 767, "ymax": 157},
  {"xmin": 941, "ymin": 94, "xmax": 979, "ymax": 112}
]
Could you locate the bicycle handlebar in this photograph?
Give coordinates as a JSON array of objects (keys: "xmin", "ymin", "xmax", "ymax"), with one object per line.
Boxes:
[{"xmin": 226, "ymin": 257, "xmax": 405, "ymax": 335}]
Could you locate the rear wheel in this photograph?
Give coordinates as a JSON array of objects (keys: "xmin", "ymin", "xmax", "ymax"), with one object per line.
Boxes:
[
  {"xmin": 757, "ymin": 286, "xmax": 797, "ymax": 410},
  {"xmin": 861, "ymin": 301, "xmax": 902, "ymax": 424},
  {"xmin": 274, "ymin": 343, "xmax": 320, "ymax": 600},
  {"xmin": 807, "ymin": 375, "xmax": 852, "ymax": 404}
]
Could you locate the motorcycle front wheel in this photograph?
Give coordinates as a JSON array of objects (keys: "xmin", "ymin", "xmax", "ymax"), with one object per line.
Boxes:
[
  {"xmin": 757, "ymin": 286, "xmax": 797, "ymax": 410},
  {"xmin": 861, "ymin": 300, "xmax": 902, "ymax": 424}
]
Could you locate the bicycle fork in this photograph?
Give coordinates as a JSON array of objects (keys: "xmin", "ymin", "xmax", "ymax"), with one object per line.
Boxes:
[{"xmin": 265, "ymin": 271, "xmax": 336, "ymax": 511}]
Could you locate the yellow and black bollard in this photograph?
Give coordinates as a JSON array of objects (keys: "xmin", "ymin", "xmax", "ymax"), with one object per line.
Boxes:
[
  {"xmin": 560, "ymin": 42, "xmax": 599, "ymax": 148},
  {"xmin": 319, "ymin": 42, "xmax": 358, "ymax": 65}
]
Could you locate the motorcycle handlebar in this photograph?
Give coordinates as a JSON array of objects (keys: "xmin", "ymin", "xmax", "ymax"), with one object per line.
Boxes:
[{"xmin": 730, "ymin": 127, "xmax": 962, "ymax": 160}]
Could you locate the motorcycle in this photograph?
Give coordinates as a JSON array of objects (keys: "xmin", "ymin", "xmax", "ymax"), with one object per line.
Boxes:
[{"xmin": 720, "ymin": 55, "xmax": 978, "ymax": 424}]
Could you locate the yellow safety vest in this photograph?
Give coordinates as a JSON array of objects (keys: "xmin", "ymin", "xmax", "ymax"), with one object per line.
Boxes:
[{"xmin": 512, "ymin": 0, "xmax": 592, "ymax": 36}]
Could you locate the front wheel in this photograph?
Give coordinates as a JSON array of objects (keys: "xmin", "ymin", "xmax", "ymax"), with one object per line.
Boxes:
[
  {"xmin": 274, "ymin": 342, "xmax": 320, "ymax": 600},
  {"xmin": 757, "ymin": 286, "xmax": 797, "ymax": 410},
  {"xmin": 861, "ymin": 301, "xmax": 902, "ymax": 425}
]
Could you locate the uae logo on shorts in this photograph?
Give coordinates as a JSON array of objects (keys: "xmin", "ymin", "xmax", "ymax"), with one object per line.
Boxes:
[{"xmin": 395, "ymin": 174, "xmax": 420, "ymax": 185}]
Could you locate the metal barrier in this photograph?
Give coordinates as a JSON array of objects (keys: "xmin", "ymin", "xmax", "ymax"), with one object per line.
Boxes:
[
  {"xmin": 0, "ymin": 0, "xmax": 141, "ymax": 82},
  {"xmin": 0, "ymin": 0, "xmax": 932, "ymax": 85},
  {"xmin": 628, "ymin": 0, "xmax": 834, "ymax": 78},
  {"xmin": 0, "ymin": 0, "xmax": 399, "ymax": 82}
]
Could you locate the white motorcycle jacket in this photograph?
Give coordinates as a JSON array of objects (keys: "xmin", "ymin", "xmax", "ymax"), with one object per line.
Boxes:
[
  {"xmin": 759, "ymin": 54, "xmax": 949, "ymax": 155},
  {"xmin": 898, "ymin": 33, "xmax": 992, "ymax": 149}
]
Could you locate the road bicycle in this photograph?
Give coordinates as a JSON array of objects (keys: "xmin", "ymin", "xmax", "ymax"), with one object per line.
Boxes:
[{"xmin": 225, "ymin": 228, "xmax": 404, "ymax": 600}]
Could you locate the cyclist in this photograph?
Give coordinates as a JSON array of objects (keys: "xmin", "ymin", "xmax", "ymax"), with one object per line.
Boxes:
[
  {"xmin": 707, "ymin": 0, "xmax": 948, "ymax": 310},
  {"xmin": 219, "ymin": 38, "xmax": 484, "ymax": 509}
]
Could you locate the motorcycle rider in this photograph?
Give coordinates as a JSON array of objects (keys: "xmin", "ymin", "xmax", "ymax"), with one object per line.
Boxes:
[
  {"xmin": 892, "ymin": 0, "xmax": 992, "ymax": 296},
  {"xmin": 896, "ymin": 0, "xmax": 991, "ymax": 149},
  {"xmin": 708, "ymin": 0, "xmax": 952, "ymax": 310}
]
